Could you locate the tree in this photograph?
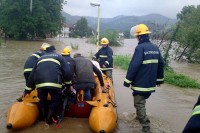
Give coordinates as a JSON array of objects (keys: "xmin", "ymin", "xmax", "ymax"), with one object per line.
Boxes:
[
  {"xmin": 72, "ymin": 17, "xmax": 92, "ymax": 38},
  {"xmin": 175, "ymin": 5, "xmax": 200, "ymax": 62},
  {"xmin": 150, "ymin": 22, "xmax": 175, "ymax": 68},
  {"xmin": 0, "ymin": 0, "xmax": 64, "ymax": 40},
  {"xmin": 100, "ymin": 30, "xmax": 121, "ymax": 46}
]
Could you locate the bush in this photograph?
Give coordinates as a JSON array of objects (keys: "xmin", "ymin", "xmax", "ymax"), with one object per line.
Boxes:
[
  {"xmin": 114, "ymin": 55, "xmax": 131, "ymax": 70},
  {"xmin": 100, "ymin": 30, "xmax": 121, "ymax": 46},
  {"xmin": 165, "ymin": 70, "xmax": 200, "ymax": 89},
  {"xmin": 0, "ymin": 38, "xmax": 2, "ymax": 46}
]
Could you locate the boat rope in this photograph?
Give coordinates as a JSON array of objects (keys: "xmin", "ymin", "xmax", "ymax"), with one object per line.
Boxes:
[{"xmin": 106, "ymin": 84, "xmax": 117, "ymax": 107}]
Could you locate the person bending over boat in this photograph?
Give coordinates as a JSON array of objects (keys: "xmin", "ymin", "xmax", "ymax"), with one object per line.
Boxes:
[
  {"xmin": 17, "ymin": 43, "xmax": 51, "ymax": 102},
  {"xmin": 73, "ymin": 53, "xmax": 105, "ymax": 101},
  {"xmin": 24, "ymin": 45, "xmax": 72, "ymax": 125},
  {"xmin": 23, "ymin": 43, "xmax": 50, "ymax": 84},
  {"xmin": 61, "ymin": 47, "xmax": 75, "ymax": 81}
]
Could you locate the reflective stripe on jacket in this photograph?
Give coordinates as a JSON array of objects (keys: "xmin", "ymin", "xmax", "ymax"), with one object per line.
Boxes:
[
  {"xmin": 24, "ymin": 51, "xmax": 45, "ymax": 73},
  {"xmin": 192, "ymin": 105, "xmax": 200, "ymax": 116},
  {"xmin": 182, "ymin": 95, "xmax": 200, "ymax": 133},
  {"xmin": 26, "ymin": 52, "xmax": 72, "ymax": 90},
  {"xmin": 93, "ymin": 45, "xmax": 113, "ymax": 70},
  {"xmin": 124, "ymin": 41, "xmax": 164, "ymax": 94}
]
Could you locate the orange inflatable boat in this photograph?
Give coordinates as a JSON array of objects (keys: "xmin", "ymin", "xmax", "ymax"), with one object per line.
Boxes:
[{"xmin": 6, "ymin": 74, "xmax": 117, "ymax": 132}]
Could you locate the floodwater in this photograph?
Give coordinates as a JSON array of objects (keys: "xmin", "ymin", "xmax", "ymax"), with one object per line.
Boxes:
[{"xmin": 0, "ymin": 38, "xmax": 200, "ymax": 133}]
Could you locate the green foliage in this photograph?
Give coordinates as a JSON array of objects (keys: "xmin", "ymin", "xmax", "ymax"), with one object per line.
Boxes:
[
  {"xmin": 149, "ymin": 22, "xmax": 179, "ymax": 69},
  {"xmin": 0, "ymin": 0, "xmax": 64, "ymax": 40},
  {"xmin": 114, "ymin": 55, "xmax": 200, "ymax": 89},
  {"xmin": 0, "ymin": 38, "xmax": 2, "ymax": 46},
  {"xmin": 165, "ymin": 70, "xmax": 200, "ymax": 89},
  {"xmin": 175, "ymin": 5, "xmax": 200, "ymax": 62},
  {"xmin": 114, "ymin": 55, "xmax": 131, "ymax": 70},
  {"xmin": 71, "ymin": 17, "xmax": 92, "ymax": 38},
  {"xmin": 100, "ymin": 30, "xmax": 121, "ymax": 46}
]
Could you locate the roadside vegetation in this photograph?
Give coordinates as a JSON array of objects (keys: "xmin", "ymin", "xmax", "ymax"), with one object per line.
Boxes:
[
  {"xmin": 114, "ymin": 55, "xmax": 200, "ymax": 89},
  {"xmin": 0, "ymin": 38, "xmax": 2, "ymax": 46}
]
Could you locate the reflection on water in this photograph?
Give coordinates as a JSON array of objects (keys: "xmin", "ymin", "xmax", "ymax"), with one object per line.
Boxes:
[{"xmin": 0, "ymin": 39, "xmax": 200, "ymax": 133}]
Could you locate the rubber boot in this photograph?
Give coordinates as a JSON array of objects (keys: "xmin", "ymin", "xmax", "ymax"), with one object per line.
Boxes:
[
  {"xmin": 142, "ymin": 126, "xmax": 151, "ymax": 133},
  {"xmin": 46, "ymin": 110, "xmax": 53, "ymax": 125}
]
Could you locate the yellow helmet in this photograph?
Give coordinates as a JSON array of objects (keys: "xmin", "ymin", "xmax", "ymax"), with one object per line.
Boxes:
[
  {"xmin": 40, "ymin": 43, "xmax": 50, "ymax": 51},
  {"xmin": 130, "ymin": 24, "xmax": 151, "ymax": 36},
  {"xmin": 101, "ymin": 37, "xmax": 109, "ymax": 45},
  {"xmin": 61, "ymin": 47, "xmax": 71, "ymax": 55}
]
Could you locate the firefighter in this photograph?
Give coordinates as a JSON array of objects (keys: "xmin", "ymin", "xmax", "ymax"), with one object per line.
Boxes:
[
  {"xmin": 183, "ymin": 95, "xmax": 200, "ymax": 133},
  {"xmin": 60, "ymin": 47, "xmax": 77, "ymax": 104},
  {"xmin": 93, "ymin": 37, "xmax": 113, "ymax": 81},
  {"xmin": 61, "ymin": 47, "xmax": 75, "ymax": 77},
  {"xmin": 123, "ymin": 24, "xmax": 164, "ymax": 133},
  {"xmin": 24, "ymin": 45, "xmax": 72, "ymax": 125},
  {"xmin": 23, "ymin": 43, "xmax": 50, "ymax": 84}
]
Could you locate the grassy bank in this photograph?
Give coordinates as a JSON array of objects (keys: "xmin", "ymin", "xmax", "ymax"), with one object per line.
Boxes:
[{"xmin": 114, "ymin": 55, "xmax": 200, "ymax": 89}]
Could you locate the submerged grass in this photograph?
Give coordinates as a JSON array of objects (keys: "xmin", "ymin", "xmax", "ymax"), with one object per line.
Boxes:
[{"xmin": 114, "ymin": 55, "xmax": 200, "ymax": 89}]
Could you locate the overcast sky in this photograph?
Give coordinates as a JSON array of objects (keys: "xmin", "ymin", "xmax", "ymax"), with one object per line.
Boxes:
[{"xmin": 63, "ymin": 0, "xmax": 200, "ymax": 19}]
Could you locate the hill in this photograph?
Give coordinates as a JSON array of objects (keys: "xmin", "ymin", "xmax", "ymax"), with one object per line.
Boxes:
[{"xmin": 61, "ymin": 12, "xmax": 177, "ymax": 31}]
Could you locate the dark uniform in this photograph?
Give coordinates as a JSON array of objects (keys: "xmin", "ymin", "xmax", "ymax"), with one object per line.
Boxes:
[
  {"xmin": 124, "ymin": 35, "xmax": 164, "ymax": 132},
  {"xmin": 62, "ymin": 55, "xmax": 75, "ymax": 77},
  {"xmin": 93, "ymin": 45, "xmax": 113, "ymax": 80},
  {"xmin": 26, "ymin": 46, "xmax": 72, "ymax": 124},
  {"xmin": 183, "ymin": 95, "xmax": 200, "ymax": 133},
  {"xmin": 23, "ymin": 51, "xmax": 45, "ymax": 84},
  {"xmin": 74, "ymin": 54, "xmax": 104, "ymax": 101}
]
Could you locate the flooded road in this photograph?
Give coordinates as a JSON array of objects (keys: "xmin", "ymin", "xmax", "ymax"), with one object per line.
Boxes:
[{"xmin": 0, "ymin": 38, "xmax": 200, "ymax": 133}]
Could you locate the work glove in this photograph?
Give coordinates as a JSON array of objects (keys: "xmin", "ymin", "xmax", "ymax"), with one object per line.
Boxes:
[{"xmin": 123, "ymin": 81, "xmax": 130, "ymax": 88}]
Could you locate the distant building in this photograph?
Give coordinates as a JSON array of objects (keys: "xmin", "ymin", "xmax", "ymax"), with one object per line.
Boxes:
[
  {"xmin": 118, "ymin": 32, "xmax": 124, "ymax": 39},
  {"xmin": 59, "ymin": 23, "xmax": 71, "ymax": 38}
]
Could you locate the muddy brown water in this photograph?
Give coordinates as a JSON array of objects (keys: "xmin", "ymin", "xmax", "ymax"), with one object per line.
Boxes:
[{"xmin": 0, "ymin": 38, "xmax": 200, "ymax": 133}]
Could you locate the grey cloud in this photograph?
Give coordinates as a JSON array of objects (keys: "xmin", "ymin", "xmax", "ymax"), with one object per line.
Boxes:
[{"xmin": 63, "ymin": 0, "xmax": 200, "ymax": 18}]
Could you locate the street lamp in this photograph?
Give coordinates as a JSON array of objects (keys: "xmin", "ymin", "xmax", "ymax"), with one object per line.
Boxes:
[
  {"xmin": 90, "ymin": 2, "xmax": 100, "ymax": 52},
  {"xmin": 30, "ymin": 0, "xmax": 32, "ymax": 12}
]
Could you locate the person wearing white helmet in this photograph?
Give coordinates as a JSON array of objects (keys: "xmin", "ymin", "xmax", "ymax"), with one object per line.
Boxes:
[
  {"xmin": 17, "ymin": 43, "xmax": 50, "ymax": 107},
  {"xmin": 124, "ymin": 24, "xmax": 164, "ymax": 133},
  {"xmin": 23, "ymin": 43, "xmax": 50, "ymax": 84},
  {"xmin": 25, "ymin": 45, "xmax": 72, "ymax": 125}
]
